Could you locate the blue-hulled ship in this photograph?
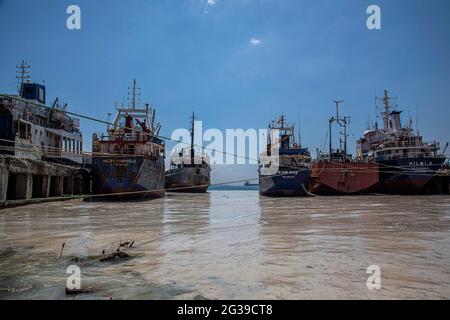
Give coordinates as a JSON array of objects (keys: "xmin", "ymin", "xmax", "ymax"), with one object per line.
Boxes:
[
  {"xmin": 259, "ymin": 114, "xmax": 311, "ymax": 197},
  {"xmin": 91, "ymin": 79, "xmax": 165, "ymax": 200}
]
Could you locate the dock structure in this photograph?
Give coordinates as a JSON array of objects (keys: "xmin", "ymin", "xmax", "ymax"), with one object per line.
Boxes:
[{"xmin": 0, "ymin": 155, "xmax": 90, "ymax": 209}]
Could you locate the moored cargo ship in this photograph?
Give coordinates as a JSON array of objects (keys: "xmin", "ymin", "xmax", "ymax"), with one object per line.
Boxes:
[
  {"xmin": 165, "ymin": 113, "xmax": 211, "ymax": 193},
  {"xmin": 309, "ymin": 101, "xmax": 379, "ymax": 195},
  {"xmin": 357, "ymin": 90, "xmax": 446, "ymax": 195},
  {"xmin": 91, "ymin": 79, "xmax": 165, "ymax": 200},
  {"xmin": 259, "ymin": 114, "xmax": 311, "ymax": 197}
]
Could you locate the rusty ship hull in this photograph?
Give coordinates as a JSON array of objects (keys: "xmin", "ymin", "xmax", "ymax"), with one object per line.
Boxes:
[
  {"xmin": 309, "ymin": 162, "xmax": 379, "ymax": 195},
  {"xmin": 165, "ymin": 166, "xmax": 210, "ymax": 193},
  {"xmin": 91, "ymin": 156, "xmax": 165, "ymax": 200}
]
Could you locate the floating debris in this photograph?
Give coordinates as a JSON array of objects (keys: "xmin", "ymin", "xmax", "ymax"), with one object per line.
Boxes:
[
  {"xmin": 59, "ymin": 242, "xmax": 65, "ymax": 259},
  {"xmin": 0, "ymin": 248, "xmax": 17, "ymax": 260},
  {"xmin": 99, "ymin": 251, "xmax": 133, "ymax": 263},
  {"xmin": 65, "ymin": 286, "xmax": 95, "ymax": 296}
]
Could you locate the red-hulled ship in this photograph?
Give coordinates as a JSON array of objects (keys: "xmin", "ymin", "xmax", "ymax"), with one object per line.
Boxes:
[{"xmin": 309, "ymin": 101, "xmax": 379, "ymax": 195}]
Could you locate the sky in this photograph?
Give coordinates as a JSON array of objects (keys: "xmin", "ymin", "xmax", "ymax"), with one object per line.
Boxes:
[{"xmin": 1, "ymin": 0, "xmax": 449, "ymax": 182}]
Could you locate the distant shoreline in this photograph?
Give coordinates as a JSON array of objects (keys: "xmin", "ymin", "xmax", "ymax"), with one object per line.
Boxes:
[{"xmin": 209, "ymin": 185, "xmax": 259, "ymax": 191}]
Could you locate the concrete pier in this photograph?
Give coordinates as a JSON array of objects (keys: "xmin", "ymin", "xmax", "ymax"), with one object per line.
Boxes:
[
  {"xmin": 54, "ymin": 176, "xmax": 64, "ymax": 197},
  {"xmin": 14, "ymin": 173, "xmax": 32, "ymax": 200},
  {"xmin": 41, "ymin": 175, "xmax": 51, "ymax": 198},
  {"xmin": 0, "ymin": 155, "xmax": 91, "ymax": 209},
  {"xmin": 0, "ymin": 165, "xmax": 8, "ymax": 203}
]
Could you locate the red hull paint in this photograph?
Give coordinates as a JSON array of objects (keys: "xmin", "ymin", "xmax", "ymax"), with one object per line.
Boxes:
[{"xmin": 309, "ymin": 162, "xmax": 379, "ymax": 195}]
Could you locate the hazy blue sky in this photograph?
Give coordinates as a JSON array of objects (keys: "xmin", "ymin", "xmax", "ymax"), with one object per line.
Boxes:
[{"xmin": 1, "ymin": 0, "xmax": 449, "ymax": 181}]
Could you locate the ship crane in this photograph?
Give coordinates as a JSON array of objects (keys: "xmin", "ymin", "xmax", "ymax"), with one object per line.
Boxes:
[
  {"xmin": 135, "ymin": 118, "xmax": 148, "ymax": 133},
  {"xmin": 442, "ymin": 142, "xmax": 449, "ymax": 156}
]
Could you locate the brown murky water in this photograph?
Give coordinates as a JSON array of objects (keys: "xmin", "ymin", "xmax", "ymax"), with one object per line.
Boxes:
[{"xmin": 0, "ymin": 191, "xmax": 449, "ymax": 300}]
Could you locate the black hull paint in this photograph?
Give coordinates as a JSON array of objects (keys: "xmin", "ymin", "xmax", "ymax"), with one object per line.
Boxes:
[{"xmin": 374, "ymin": 157, "xmax": 445, "ymax": 195}]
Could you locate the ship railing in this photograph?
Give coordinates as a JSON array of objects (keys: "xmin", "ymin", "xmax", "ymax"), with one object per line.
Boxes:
[
  {"xmin": 93, "ymin": 132, "xmax": 150, "ymax": 143},
  {"xmin": 374, "ymin": 139, "xmax": 439, "ymax": 149},
  {"xmin": 41, "ymin": 147, "xmax": 61, "ymax": 157},
  {"xmin": 316, "ymin": 152, "xmax": 351, "ymax": 162},
  {"xmin": 21, "ymin": 104, "xmax": 48, "ymax": 119}
]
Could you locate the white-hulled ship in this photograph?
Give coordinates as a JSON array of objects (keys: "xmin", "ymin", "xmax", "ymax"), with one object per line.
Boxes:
[
  {"xmin": 91, "ymin": 79, "xmax": 165, "ymax": 199},
  {"xmin": 0, "ymin": 61, "xmax": 84, "ymax": 166},
  {"xmin": 357, "ymin": 90, "xmax": 446, "ymax": 194}
]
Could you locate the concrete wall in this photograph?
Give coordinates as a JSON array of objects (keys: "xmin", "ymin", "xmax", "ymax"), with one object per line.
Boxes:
[{"xmin": 0, "ymin": 155, "xmax": 91, "ymax": 208}]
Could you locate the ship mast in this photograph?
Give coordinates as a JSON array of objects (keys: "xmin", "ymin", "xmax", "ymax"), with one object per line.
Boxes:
[
  {"xmin": 298, "ymin": 112, "xmax": 302, "ymax": 148},
  {"xmin": 128, "ymin": 78, "xmax": 140, "ymax": 111},
  {"xmin": 16, "ymin": 60, "xmax": 30, "ymax": 96},
  {"xmin": 329, "ymin": 100, "xmax": 343, "ymax": 155},
  {"xmin": 378, "ymin": 89, "xmax": 393, "ymax": 130},
  {"xmin": 329, "ymin": 100, "xmax": 349, "ymax": 160},
  {"xmin": 190, "ymin": 112, "xmax": 195, "ymax": 164}
]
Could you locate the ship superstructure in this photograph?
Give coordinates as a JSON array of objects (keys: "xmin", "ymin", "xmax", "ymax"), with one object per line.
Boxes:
[
  {"xmin": 0, "ymin": 61, "xmax": 84, "ymax": 165},
  {"xmin": 91, "ymin": 79, "xmax": 165, "ymax": 199},
  {"xmin": 165, "ymin": 113, "xmax": 211, "ymax": 193},
  {"xmin": 259, "ymin": 114, "xmax": 311, "ymax": 197},
  {"xmin": 357, "ymin": 90, "xmax": 446, "ymax": 194}
]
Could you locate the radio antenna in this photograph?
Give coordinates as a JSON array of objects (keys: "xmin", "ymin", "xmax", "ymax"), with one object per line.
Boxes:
[{"xmin": 16, "ymin": 60, "xmax": 30, "ymax": 95}]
